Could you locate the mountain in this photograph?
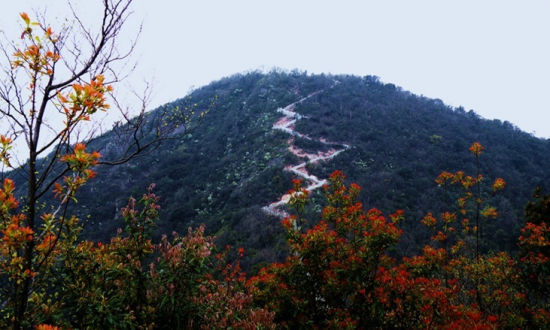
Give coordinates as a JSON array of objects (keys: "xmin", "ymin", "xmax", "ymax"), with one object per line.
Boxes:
[{"xmin": 63, "ymin": 71, "xmax": 550, "ymax": 269}]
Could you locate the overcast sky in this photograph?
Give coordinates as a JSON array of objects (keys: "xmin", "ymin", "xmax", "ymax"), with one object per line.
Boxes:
[{"xmin": 1, "ymin": 0, "xmax": 549, "ymax": 139}]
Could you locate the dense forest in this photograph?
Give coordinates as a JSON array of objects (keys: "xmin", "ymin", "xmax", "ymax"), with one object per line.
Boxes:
[
  {"xmin": 2, "ymin": 4, "xmax": 548, "ymax": 328},
  {"xmin": 2, "ymin": 70, "xmax": 550, "ymax": 328},
  {"xmin": 54, "ymin": 71, "xmax": 550, "ymax": 269},
  {"xmin": 1, "ymin": 157, "xmax": 549, "ymax": 328}
]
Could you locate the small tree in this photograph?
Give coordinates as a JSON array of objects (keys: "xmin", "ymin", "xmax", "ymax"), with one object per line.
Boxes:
[
  {"xmin": 52, "ymin": 187, "xmax": 273, "ymax": 328},
  {"xmin": 0, "ymin": 2, "xmax": 197, "ymax": 327},
  {"xmin": 428, "ymin": 142, "xmax": 506, "ymax": 259},
  {"xmin": 524, "ymin": 187, "xmax": 550, "ymax": 225},
  {"xmin": 250, "ymin": 172, "xmax": 404, "ymax": 328}
]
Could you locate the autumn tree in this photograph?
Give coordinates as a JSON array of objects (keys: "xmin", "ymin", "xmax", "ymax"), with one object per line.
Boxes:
[
  {"xmin": 250, "ymin": 172, "xmax": 404, "ymax": 328},
  {"xmin": 518, "ymin": 188, "xmax": 550, "ymax": 322},
  {"xmin": 250, "ymin": 144, "xmax": 549, "ymax": 328},
  {"xmin": 0, "ymin": 1, "xmax": 198, "ymax": 327}
]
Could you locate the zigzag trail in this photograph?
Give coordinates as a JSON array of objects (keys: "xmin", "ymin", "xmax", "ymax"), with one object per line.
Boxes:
[{"xmin": 262, "ymin": 81, "xmax": 350, "ymax": 218}]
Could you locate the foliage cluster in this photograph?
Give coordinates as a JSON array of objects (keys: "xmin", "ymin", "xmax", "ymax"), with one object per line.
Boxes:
[
  {"xmin": 249, "ymin": 144, "xmax": 549, "ymax": 328},
  {"xmin": 1, "ymin": 139, "xmax": 548, "ymax": 328},
  {"xmin": 1, "ymin": 176, "xmax": 274, "ymax": 328}
]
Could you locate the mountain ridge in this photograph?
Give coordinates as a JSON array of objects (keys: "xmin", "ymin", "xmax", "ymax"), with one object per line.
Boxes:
[{"xmin": 47, "ymin": 70, "xmax": 549, "ymax": 268}]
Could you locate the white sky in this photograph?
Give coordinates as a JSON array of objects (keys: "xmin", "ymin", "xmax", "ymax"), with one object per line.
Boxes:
[{"xmin": 1, "ymin": 0, "xmax": 549, "ymax": 139}]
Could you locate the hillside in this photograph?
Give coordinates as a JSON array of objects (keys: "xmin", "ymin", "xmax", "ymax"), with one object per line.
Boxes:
[{"xmin": 64, "ymin": 71, "xmax": 550, "ymax": 268}]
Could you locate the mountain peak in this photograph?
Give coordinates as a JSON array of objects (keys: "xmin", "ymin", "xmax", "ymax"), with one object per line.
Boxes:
[{"xmin": 67, "ymin": 71, "xmax": 549, "ymax": 266}]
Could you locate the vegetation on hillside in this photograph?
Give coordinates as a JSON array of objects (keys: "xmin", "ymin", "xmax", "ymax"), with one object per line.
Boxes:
[
  {"xmin": 1, "ymin": 139, "xmax": 548, "ymax": 328},
  {"xmin": 64, "ymin": 71, "xmax": 550, "ymax": 268},
  {"xmin": 0, "ymin": 4, "xmax": 548, "ymax": 328}
]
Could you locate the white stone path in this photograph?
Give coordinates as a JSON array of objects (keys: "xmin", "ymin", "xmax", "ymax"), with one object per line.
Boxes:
[{"xmin": 262, "ymin": 82, "xmax": 349, "ymax": 218}]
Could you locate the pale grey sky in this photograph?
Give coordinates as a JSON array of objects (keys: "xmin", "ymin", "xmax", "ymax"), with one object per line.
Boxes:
[{"xmin": 1, "ymin": 0, "xmax": 549, "ymax": 138}]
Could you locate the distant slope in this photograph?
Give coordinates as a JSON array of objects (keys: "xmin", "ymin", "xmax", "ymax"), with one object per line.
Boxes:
[{"xmin": 68, "ymin": 71, "xmax": 550, "ymax": 268}]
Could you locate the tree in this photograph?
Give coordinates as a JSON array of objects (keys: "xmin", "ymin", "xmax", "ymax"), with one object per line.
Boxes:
[
  {"xmin": 519, "ymin": 187, "xmax": 550, "ymax": 312},
  {"xmin": 525, "ymin": 187, "xmax": 550, "ymax": 225},
  {"xmin": 250, "ymin": 172, "xmax": 404, "ymax": 328},
  {"xmin": 250, "ymin": 145, "xmax": 548, "ymax": 328},
  {"xmin": 0, "ymin": 2, "xmax": 197, "ymax": 327}
]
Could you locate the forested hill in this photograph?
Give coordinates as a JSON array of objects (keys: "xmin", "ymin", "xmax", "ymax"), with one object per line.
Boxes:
[{"xmin": 71, "ymin": 71, "xmax": 550, "ymax": 268}]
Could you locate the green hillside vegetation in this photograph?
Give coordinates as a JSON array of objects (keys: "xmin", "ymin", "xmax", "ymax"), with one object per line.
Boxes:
[
  {"xmin": 41, "ymin": 71, "xmax": 550, "ymax": 268},
  {"xmin": 2, "ymin": 69, "xmax": 550, "ymax": 328}
]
